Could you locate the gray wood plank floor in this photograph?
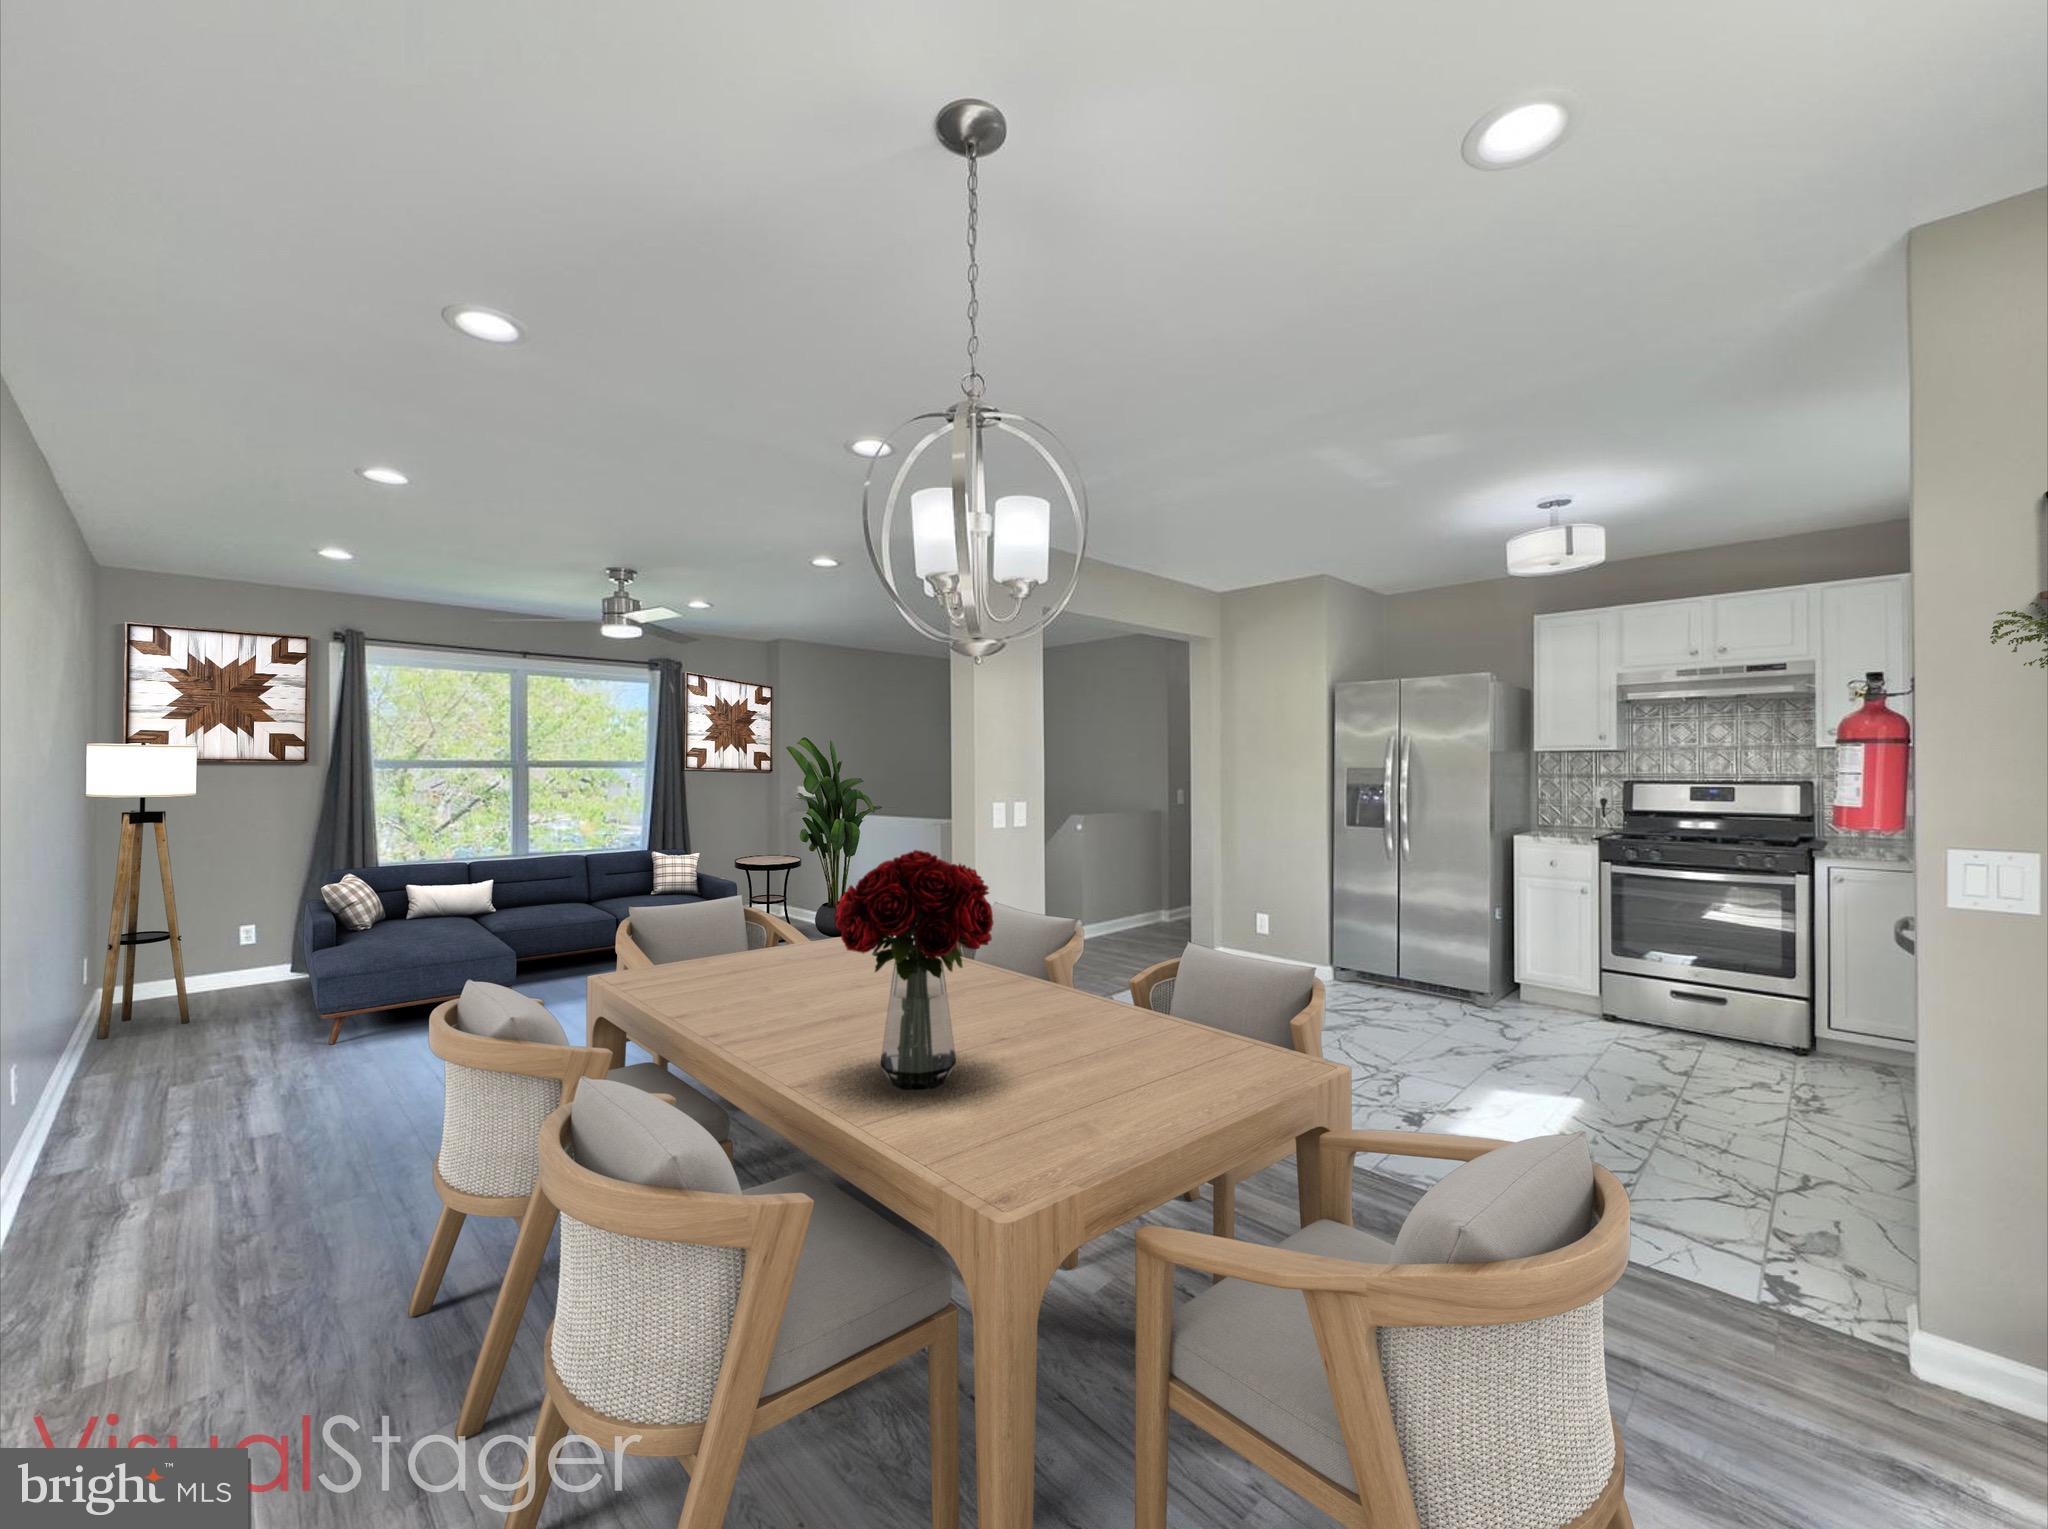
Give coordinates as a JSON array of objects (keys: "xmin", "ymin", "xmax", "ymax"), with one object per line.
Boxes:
[{"xmin": 2, "ymin": 930, "xmax": 2041, "ymax": 1527}]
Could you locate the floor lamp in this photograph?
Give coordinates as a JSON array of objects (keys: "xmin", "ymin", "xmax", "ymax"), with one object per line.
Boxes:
[{"xmin": 86, "ymin": 743, "xmax": 197, "ymax": 1038}]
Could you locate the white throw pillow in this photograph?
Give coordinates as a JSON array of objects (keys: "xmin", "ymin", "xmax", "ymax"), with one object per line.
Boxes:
[
  {"xmin": 407, "ymin": 880, "xmax": 495, "ymax": 919},
  {"xmin": 320, "ymin": 873, "xmax": 385, "ymax": 932},
  {"xmin": 651, "ymin": 851, "xmax": 700, "ymax": 894}
]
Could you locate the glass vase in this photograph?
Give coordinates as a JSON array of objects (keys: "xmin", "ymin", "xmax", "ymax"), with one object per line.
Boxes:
[{"xmin": 881, "ymin": 964, "xmax": 956, "ymax": 1090}]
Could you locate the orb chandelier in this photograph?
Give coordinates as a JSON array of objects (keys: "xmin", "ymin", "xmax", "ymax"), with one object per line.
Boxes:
[
  {"xmin": 862, "ymin": 99, "xmax": 1088, "ymax": 661},
  {"xmin": 1506, "ymin": 496, "xmax": 1607, "ymax": 576}
]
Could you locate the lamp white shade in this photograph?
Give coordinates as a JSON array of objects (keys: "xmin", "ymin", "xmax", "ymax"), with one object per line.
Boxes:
[
  {"xmin": 992, "ymin": 495, "xmax": 1051, "ymax": 586},
  {"xmin": 86, "ymin": 743, "xmax": 198, "ymax": 799},
  {"xmin": 1506, "ymin": 521, "xmax": 1607, "ymax": 576},
  {"xmin": 911, "ymin": 486, "xmax": 960, "ymax": 580}
]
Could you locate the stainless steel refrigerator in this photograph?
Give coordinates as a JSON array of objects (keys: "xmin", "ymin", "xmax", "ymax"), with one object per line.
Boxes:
[{"xmin": 1332, "ymin": 675, "xmax": 1530, "ymax": 1000}]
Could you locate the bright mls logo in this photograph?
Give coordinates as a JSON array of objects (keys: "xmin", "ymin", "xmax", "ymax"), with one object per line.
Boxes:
[{"xmin": 4, "ymin": 1450, "xmax": 249, "ymax": 1526}]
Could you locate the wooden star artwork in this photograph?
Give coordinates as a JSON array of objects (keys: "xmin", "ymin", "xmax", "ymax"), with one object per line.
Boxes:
[
  {"xmin": 125, "ymin": 623, "xmax": 310, "ymax": 762},
  {"xmin": 685, "ymin": 672, "xmax": 773, "ymax": 772}
]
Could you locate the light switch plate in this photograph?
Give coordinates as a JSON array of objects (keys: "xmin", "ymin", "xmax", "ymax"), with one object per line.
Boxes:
[
  {"xmin": 1946, "ymin": 849, "xmax": 2041, "ymax": 915},
  {"xmin": 991, "ymin": 801, "xmax": 1007, "ymax": 830},
  {"xmin": 1255, "ymin": 912, "xmax": 1270, "ymax": 935},
  {"xmin": 1012, "ymin": 800, "xmax": 1028, "ymax": 828}
]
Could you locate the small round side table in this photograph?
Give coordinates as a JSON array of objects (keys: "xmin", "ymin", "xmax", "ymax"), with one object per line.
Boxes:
[{"xmin": 734, "ymin": 854, "xmax": 802, "ymax": 921}]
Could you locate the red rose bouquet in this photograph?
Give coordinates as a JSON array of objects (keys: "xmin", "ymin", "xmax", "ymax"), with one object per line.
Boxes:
[{"xmin": 836, "ymin": 852, "xmax": 990, "ymax": 1089}]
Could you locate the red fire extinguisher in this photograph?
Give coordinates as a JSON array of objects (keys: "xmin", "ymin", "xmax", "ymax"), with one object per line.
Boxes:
[{"xmin": 1832, "ymin": 671, "xmax": 1910, "ymax": 833}]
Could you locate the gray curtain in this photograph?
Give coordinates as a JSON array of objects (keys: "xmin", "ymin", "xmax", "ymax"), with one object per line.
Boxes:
[
  {"xmin": 648, "ymin": 658, "xmax": 692, "ymax": 853},
  {"xmin": 293, "ymin": 629, "xmax": 376, "ymax": 970}
]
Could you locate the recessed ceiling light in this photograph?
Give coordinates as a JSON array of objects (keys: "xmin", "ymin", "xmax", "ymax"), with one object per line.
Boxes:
[
  {"xmin": 357, "ymin": 466, "xmax": 409, "ymax": 486},
  {"xmin": 317, "ymin": 547, "xmax": 355, "ymax": 561},
  {"xmin": 442, "ymin": 305, "xmax": 523, "ymax": 343},
  {"xmin": 1462, "ymin": 97, "xmax": 1573, "ymax": 170},
  {"xmin": 686, "ymin": 599, "xmax": 712, "ymax": 610},
  {"xmin": 847, "ymin": 438, "xmax": 892, "ymax": 458},
  {"xmin": 810, "ymin": 555, "xmax": 840, "ymax": 569}
]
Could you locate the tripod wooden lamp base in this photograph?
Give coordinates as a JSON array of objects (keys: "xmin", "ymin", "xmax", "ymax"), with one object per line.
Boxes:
[{"xmin": 86, "ymin": 744, "xmax": 197, "ymax": 1039}]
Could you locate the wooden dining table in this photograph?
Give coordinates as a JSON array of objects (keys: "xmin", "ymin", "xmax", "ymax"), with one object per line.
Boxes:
[{"xmin": 581, "ymin": 939, "xmax": 1353, "ymax": 1529}]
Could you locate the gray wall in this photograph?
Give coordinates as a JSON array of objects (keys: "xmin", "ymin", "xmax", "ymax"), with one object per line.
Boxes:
[
  {"xmin": 950, "ymin": 636, "xmax": 1046, "ymax": 911},
  {"xmin": 0, "ymin": 382, "xmax": 100, "ymax": 1172},
  {"xmin": 1044, "ymin": 634, "xmax": 1190, "ymax": 921},
  {"xmin": 89, "ymin": 567, "xmax": 946, "ymax": 977},
  {"xmin": 1906, "ymin": 189, "xmax": 2048, "ymax": 1373},
  {"xmin": 1372, "ymin": 520, "xmax": 1912, "ymax": 687}
]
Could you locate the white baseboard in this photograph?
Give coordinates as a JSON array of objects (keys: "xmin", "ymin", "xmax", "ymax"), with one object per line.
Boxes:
[
  {"xmin": 116, "ymin": 963, "xmax": 303, "ymax": 1004},
  {"xmin": 1082, "ymin": 908, "xmax": 1188, "ymax": 938},
  {"xmin": 1909, "ymin": 1303, "xmax": 2048, "ymax": 1421},
  {"xmin": 0, "ymin": 991, "xmax": 98, "ymax": 1249},
  {"xmin": 1215, "ymin": 944, "xmax": 1336, "ymax": 982}
]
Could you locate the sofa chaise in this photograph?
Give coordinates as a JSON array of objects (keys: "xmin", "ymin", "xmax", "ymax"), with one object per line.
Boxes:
[{"xmin": 303, "ymin": 850, "xmax": 739, "ymax": 1043}]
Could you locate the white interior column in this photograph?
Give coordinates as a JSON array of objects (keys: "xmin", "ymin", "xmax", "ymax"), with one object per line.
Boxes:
[{"xmin": 950, "ymin": 635, "xmax": 1046, "ymax": 910}]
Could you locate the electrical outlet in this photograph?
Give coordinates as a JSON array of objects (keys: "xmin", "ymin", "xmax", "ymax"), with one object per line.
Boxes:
[
  {"xmin": 1012, "ymin": 800, "xmax": 1028, "ymax": 829},
  {"xmin": 1255, "ymin": 912, "xmax": 1270, "ymax": 935},
  {"xmin": 1175, "ymin": 786, "xmax": 1186, "ymax": 806},
  {"xmin": 991, "ymin": 801, "xmax": 1007, "ymax": 829},
  {"xmin": 239, "ymin": 924, "xmax": 257, "ymax": 946}
]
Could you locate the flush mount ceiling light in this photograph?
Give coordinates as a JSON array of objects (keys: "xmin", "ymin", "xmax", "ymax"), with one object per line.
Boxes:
[
  {"xmin": 1506, "ymin": 497, "xmax": 1607, "ymax": 576},
  {"xmin": 356, "ymin": 465, "xmax": 409, "ymax": 486},
  {"xmin": 1462, "ymin": 97, "xmax": 1573, "ymax": 170},
  {"xmin": 861, "ymin": 98, "xmax": 1088, "ymax": 661},
  {"xmin": 317, "ymin": 547, "xmax": 354, "ymax": 561},
  {"xmin": 442, "ymin": 305, "xmax": 523, "ymax": 343},
  {"xmin": 686, "ymin": 598, "xmax": 712, "ymax": 610},
  {"xmin": 846, "ymin": 438, "xmax": 893, "ymax": 458},
  {"xmin": 810, "ymin": 555, "xmax": 840, "ymax": 569}
]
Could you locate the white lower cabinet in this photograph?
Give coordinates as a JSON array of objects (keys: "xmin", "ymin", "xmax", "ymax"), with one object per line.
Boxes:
[
  {"xmin": 1816, "ymin": 860, "xmax": 1916, "ymax": 1049},
  {"xmin": 1514, "ymin": 837, "xmax": 1599, "ymax": 997}
]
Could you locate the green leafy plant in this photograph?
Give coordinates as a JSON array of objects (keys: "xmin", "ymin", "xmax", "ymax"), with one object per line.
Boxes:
[
  {"xmin": 788, "ymin": 737, "xmax": 875, "ymax": 906},
  {"xmin": 1990, "ymin": 595, "xmax": 2048, "ymax": 669}
]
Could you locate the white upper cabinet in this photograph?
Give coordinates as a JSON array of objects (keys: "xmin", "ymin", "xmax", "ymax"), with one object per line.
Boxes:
[
  {"xmin": 1533, "ymin": 609, "xmax": 1618, "ymax": 751},
  {"xmin": 1816, "ymin": 575, "xmax": 1913, "ymax": 744},
  {"xmin": 1617, "ymin": 600, "xmax": 1708, "ymax": 667},
  {"xmin": 1706, "ymin": 587, "xmax": 1812, "ymax": 661}
]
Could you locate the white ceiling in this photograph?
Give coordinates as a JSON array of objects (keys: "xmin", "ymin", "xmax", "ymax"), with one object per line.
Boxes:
[{"xmin": 3, "ymin": 2, "xmax": 2042, "ymax": 653}]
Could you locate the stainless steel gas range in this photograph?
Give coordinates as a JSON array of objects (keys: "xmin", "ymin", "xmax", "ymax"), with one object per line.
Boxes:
[{"xmin": 1597, "ymin": 780, "xmax": 1820, "ymax": 1051}]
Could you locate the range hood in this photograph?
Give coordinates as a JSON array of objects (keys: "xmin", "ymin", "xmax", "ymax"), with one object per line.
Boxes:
[{"xmin": 1617, "ymin": 659, "xmax": 1816, "ymax": 702}]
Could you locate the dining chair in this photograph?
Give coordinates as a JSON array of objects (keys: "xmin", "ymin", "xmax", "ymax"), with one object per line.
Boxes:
[
  {"xmin": 504, "ymin": 1079, "xmax": 961, "ymax": 1529},
  {"xmin": 1130, "ymin": 943, "xmax": 1325, "ymax": 1238},
  {"xmin": 616, "ymin": 898, "xmax": 806, "ymax": 971},
  {"xmin": 973, "ymin": 901, "xmax": 1084, "ymax": 985},
  {"xmin": 1135, "ymin": 1131, "xmax": 1634, "ymax": 1529}
]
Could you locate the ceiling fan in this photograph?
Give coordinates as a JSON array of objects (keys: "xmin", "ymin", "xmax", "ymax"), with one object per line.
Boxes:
[{"xmin": 488, "ymin": 567, "xmax": 683, "ymax": 640}]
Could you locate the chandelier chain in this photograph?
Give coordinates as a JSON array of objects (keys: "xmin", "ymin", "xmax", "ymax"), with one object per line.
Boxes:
[{"xmin": 962, "ymin": 145, "xmax": 984, "ymax": 400}]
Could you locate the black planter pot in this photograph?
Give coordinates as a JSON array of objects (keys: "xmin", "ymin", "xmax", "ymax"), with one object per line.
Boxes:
[{"xmin": 813, "ymin": 899, "xmax": 839, "ymax": 938}]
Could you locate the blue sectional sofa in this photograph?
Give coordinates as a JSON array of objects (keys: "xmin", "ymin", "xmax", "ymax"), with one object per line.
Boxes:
[{"xmin": 303, "ymin": 850, "xmax": 738, "ymax": 1041}]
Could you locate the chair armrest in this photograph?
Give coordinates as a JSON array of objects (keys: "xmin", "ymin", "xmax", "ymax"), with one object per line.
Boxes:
[
  {"xmin": 1135, "ymin": 1225, "xmax": 1395, "ymax": 1295},
  {"xmin": 1129, "ymin": 958, "xmax": 1179, "ymax": 1011},
  {"xmin": 744, "ymin": 907, "xmax": 806, "ymax": 947},
  {"xmin": 615, "ymin": 921, "xmax": 651, "ymax": 971},
  {"xmin": 1289, "ymin": 979, "xmax": 1326, "ymax": 1056},
  {"xmin": 303, "ymin": 901, "xmax": 337, "ymax": 954},
  {"xmin": 1045, "ymin": 924, "xmax": 1084, "ymax": 987},
  {"xmin": 696, "ymin": 872, "xmax": 739, "ymax": 902}
]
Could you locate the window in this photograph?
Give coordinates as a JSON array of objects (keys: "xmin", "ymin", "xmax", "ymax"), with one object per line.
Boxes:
[{"xmin": 367, "ymin": 647, "xmax": 655, "ymax": 862}]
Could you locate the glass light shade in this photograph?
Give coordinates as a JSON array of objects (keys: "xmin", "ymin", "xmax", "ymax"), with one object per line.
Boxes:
[
  {"xmin": 1505, "ymin": 521, "xmax": 1607, "ymax": 576},
  {"xmin": 911, "ymin": 486, "xmax": 960, "ymax": 579},
  {"xmin": 992, "ymin": 495, "xmax": 1050, "ymax": 585},
  {"xmin": 599, "ymin": 621, "xmax": 643, "ymax": 639},
  {"xmin": 86, "ymin": 743, "xmax": 197, "ymax": 798}
]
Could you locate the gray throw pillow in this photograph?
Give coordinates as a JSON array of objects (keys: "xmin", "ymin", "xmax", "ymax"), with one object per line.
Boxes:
[
  {"xmin": 454, "ymin": 980, "xmax": 569, "ymax": 1045},
  {"xmin": 570, "ymin": 1078, "xmax": 741, "ymax": 1194},
  {"xmin": 630, "ymin": 898, "xmax": 747, "ymax": 965},
  {"xmin": 1391, "ymin": 1133, "xmax": 1596, "ymax": 1265}
]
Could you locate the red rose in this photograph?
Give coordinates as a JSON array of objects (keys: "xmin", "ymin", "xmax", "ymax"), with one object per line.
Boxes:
[
  {"xmin": 905, "ymin": 856, "xmax": 956, "ymax": 913},
  {"xmin": 853, "ymin": 863, "xmax": 899, "ymax": 901},
  {"xmin": 865, "ymin": 879, "xmax": 915, "ymax": 937},
  {"xmin": 914, "ymin": 914, "xmax": 957, "ymax": 959},
  {"xmin": 954, "ymin": 889, "xmax": 993, "ymax": 949},
  {"xmin": 950, "ymin": 863, "xmax": 988, "ymax": 900},
  {"xmin": 836, "ymin": 891, "xmax": 879, "ymax": 952}
]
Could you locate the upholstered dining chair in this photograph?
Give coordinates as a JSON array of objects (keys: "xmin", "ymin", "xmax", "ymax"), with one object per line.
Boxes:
[
  {"xmin": 504, "ymin": 1080, "xmax": 960, "ymax": 1529},
  {"xmin": 616, "ymin": 897, "xmax": 805, "ymax": 971},
  {"xmin": 414, "ymin": 981, "xmax": 735, "ymax": 1439},
  {"xmin": 973, "ymin": 901, "xmax": 1084, "ymax": 985},
  {"xmin": 1130, "ymin": 943, "xmax": 1325, "ymax": 1239},
  {"xmin": 1135, "ymin": 1131, "xmax": 1634, "ymax": 1529}
]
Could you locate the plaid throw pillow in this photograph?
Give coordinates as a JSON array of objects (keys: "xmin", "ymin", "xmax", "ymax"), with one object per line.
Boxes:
[
  {"xmin": 650, "ymin": 851, "xmax": 700, "ymax": 894},
  {"xmin": 321, "ymin": 873, "xmax": 385, "ymax": 932}
]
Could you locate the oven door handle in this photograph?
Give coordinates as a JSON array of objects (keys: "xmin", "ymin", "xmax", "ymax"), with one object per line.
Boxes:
[{"xmin": 1605, "ymin": 864, "xmax": 1805, "ymax": 887}]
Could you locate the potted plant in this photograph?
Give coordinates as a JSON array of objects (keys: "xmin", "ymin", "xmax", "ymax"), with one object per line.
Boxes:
[
  {"xmin": 788, "ymin": 736, "xmax": 874, "ymax": 936},
  {"xmin": 835, "ymin": 852, "xmax": 992, "ymax": 1089}
]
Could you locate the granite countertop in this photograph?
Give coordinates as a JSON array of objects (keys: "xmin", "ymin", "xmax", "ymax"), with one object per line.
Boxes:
[{"xmin": 1818, "ymin": 838, "xmax": 1915, "ymax": 866}]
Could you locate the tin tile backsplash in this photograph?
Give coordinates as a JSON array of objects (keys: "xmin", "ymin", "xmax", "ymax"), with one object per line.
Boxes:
[{"xmin": 1536, "ymin": 696, "xmax": 1821, "ymax": 830}]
